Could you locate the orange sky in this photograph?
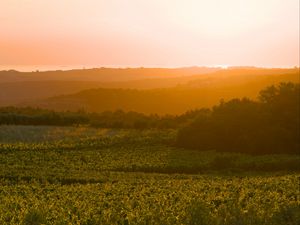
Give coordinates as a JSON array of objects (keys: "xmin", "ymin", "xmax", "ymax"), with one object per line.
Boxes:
[{"xmin": 0, "ymin": 0, "xmax": 299, "ymax": 69}]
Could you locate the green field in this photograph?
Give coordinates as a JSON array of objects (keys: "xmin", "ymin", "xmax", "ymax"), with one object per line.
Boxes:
[{"xmin": 0, "ymin": 125, "xmax": 299, "ymax": 225}]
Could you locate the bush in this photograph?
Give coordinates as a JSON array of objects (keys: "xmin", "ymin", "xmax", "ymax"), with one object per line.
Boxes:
[
  {"xmin": 209, "ymin": 156, "xmax": 236, "ymax": 170},
  {"xmin": 23, "ymin": 209, "xmax": 47, "ymax": 225},
  {"xmin": 185, "ymin": 201, "xmax": 212, "ymax": 225},
  {"xmin": 270, "ymin": 204, "xmax": 300, "ymax": 225}
]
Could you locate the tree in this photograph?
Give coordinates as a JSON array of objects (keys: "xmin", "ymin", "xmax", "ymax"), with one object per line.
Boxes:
[{"xmin": 177, "ymin": 83, "xmax": 300, "ymax": 154}]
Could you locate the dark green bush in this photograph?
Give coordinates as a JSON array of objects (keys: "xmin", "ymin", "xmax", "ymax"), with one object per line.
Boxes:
[
  {"xmin": 185, "ymin": 201, "xmax": 212, "ymax": 225},
  {"xmin": 23, "ymin": 209, "xmax": 47, "ymax": 225}
]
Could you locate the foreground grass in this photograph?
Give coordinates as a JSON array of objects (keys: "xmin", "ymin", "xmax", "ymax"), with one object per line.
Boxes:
[
  {"xmin": 0, "ymin": 125, "xmax": 299, "ymax": 224},
  {"xmin": 1, "ymin": 173, "xmax": 299, "ymax": 225}
]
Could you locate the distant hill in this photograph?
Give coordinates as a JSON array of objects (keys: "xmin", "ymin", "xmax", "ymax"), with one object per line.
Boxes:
[
  {"xmin": 1, "ymin": 67, "xmax": 299, "ymax": 107},
  {"xmin": 0, "ymin": 67, "xmax": 220, "ymax": 83},
  {"xmin": 26, "ymin": 68, "xmax": 299, "ymax": 115},
  {"xmin": 0, "ymin": 67, "xmax": 220, "ymax": 106},
  {"xmin": 186, "ymin": 68, "xmax": 300, "ymax": 88}
]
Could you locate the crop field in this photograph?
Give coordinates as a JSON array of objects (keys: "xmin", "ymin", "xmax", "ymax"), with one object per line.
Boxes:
[{"xmin": 0, "ymin": 125, "xmax": 299, "ymax": 225}]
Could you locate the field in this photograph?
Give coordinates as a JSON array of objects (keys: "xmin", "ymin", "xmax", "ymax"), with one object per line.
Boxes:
[{"xmin": 0, "ymin": 125, "xmax": 299, "ymax": 225}]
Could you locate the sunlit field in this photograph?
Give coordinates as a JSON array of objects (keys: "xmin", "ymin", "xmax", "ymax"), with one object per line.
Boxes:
[{"xmin": 0, "ymin": 126, "xmax": 299, "ymax": 224}]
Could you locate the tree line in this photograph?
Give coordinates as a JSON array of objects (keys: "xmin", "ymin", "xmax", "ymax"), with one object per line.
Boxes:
[
  {"xmin": 176, "ymin": 82, "xmax": 299, "ymax": 154},
  {"xmin": 1, "ymin": 82, "xmax": 299, "ymax": 154},
  {"xmin": 0, "ymin": 106, "xmax": 200, "ymax": 129}
]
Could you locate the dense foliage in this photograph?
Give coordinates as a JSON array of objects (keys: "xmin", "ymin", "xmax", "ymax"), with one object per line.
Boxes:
[
  {"xmin": 177, "ymin": 82, "xmax": 300, "ymax": 154},
  {"xmin": 0, "ymin": 106, "xmax": 202, "ymax": 129},
  {"xmin": 1, "ymin": 174, "xmax": 299, "ymax": 225},
  {"xmin": 2, "ymin": 68, "xmax": 298, "ymax": 114},
  {"xmin": 1, "ymin": 82, "xmax": 299, "ymax": 154},
  {"xmin": 1, "ymin": 127, "xmax": 299, "ymax": 179}
]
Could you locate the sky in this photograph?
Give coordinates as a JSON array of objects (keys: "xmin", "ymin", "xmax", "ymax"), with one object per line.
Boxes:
[{"xmin": 0, "ymin": 0, "xmax": 299, "ymax": 70}]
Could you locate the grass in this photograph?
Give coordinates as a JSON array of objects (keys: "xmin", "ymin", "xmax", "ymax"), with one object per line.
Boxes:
[{"xmin": 0, "ymin": 125, "xmax": 299, "ymax": 224}]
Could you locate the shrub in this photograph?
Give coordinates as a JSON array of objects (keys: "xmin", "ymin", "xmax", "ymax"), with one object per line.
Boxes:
[
  {"xmin": 209, "ymin": 156, "xmax": 236, "ymax": 170},
  {"xmin": 23, "ymin": 209, "xmax": 47, "ymax": 225},
  {"xmin": 270, "ymin": 204, "xmax": 300, "ymax": 225},
  {"xmin": 185, "ymin": 201, "xmax": 212, "ymax": 225}
]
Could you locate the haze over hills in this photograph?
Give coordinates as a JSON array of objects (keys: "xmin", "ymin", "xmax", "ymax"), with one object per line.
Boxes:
[
  {"xmin": 1, "ymin": 67, "xmax": 299, "ymax": 108},
  {"xmin": 0, "ymin": 78, "xmax": 207, "ymax": 106},
  {"xmin": 0, "ymin": 67, "xmax": 220, "ymax": 106},
  {"xmin": 0, "ymin": 67, "xmax": 220, "ymax": 83},
  {"xmin": 15, "ymin": 67, "xmax": 299, "ymax": 115}
]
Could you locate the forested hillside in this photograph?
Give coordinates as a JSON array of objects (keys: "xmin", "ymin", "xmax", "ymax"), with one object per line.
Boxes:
[
  {"xmin": 1, "ymin": 67, "xmax": 298, "ymax": 109},
  {"xmin": 27, "ymin": 69, "xmax": 299, "ymax": 114},
  {"xmin": 1, "ymin": 82, "xmax": 299, "ymax": 155}
]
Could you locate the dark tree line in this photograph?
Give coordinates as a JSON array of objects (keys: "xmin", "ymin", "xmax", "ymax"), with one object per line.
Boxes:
[
  {"xmin": 176, "ymin": 82, "xmax": 299, "ymax": 154},
  {"xmin": 0, "ymin": 107, "xmax": 89, "ymax": 126},
  {"xmin": 1, "ymin": 82, "xmax": 299, "ymax": 154},
  {"xmin": 0, "ymin": 106, "xmax": 201, "ymax": 129}
]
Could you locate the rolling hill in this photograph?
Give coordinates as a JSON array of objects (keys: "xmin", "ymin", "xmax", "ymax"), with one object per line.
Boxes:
[
  {"xmin": 0, "ymin": 67, "xmax": 219, "ymax": 83},
  {"xmin": 0, "ymin": 67, "xmax": 220, "ymax": 106},
  {"xmin": 26, "ymin": 68, "xmax": 299, "ymax": 114}
]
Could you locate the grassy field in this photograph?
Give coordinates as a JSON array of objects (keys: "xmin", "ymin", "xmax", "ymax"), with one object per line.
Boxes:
[{"xmin": 0, "ymin": 125, "xmax": 299, "ymax": 224}]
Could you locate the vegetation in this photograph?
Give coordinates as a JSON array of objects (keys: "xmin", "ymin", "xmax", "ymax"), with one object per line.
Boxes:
[
  {"xmin": 1, "ymin": 127, "xmax": 299, "ymax": 178},
  {"xmin": 1, "ymin": 174, "xmax": 299, "ymax": 225},
  {"xmin": 0, "ymin": 67, "xmax": 218, "ymax": 106},
  {"xmin": 0, "ymin": 106, "xmax": 201, "ymax": 128},
  {"xmin": 0, "ymin": 80, "xmax": 299, "ymax": 224},
  {"xmin": 29, "ymin": 69, "xmax": 299, "ymax": 114},
  {"xmin": 1, "ymin": 68, "xmax": 298, "ymax": 114},
  {"xmin": 0, "ymin": 126, "xmax": 299, "ymax": 224},
  {"xmin": 1, "ymin": 82, "xmax": 299, "ymax": 155},
  {"xmin": 177, "ymin": 82, "xmax": 300, "ymax": 154}
]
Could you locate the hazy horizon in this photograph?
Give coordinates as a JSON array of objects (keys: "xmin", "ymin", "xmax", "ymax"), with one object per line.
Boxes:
[{"xmin": 0, "ymin": 64, "xmax": 299, "ymax": 73}]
